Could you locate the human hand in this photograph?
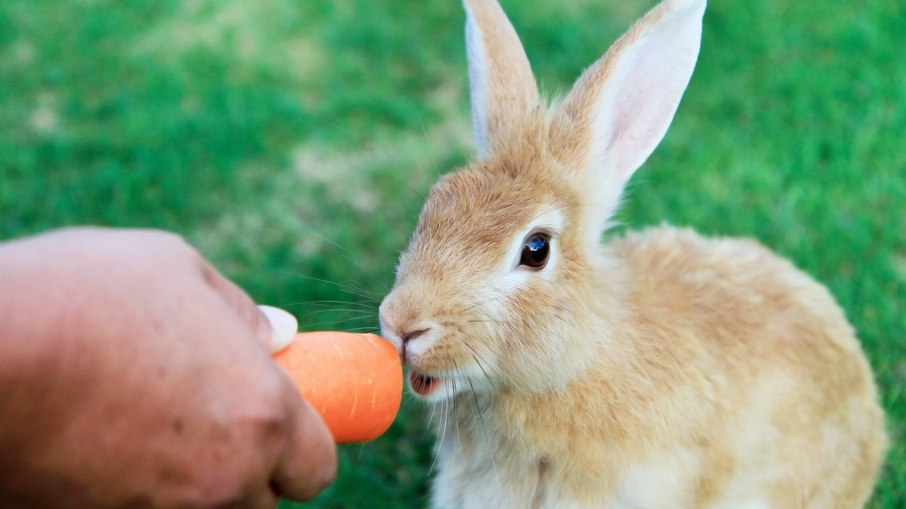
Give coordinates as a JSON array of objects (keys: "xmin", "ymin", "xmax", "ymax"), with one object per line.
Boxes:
[{"xmin": 0, "ymin": 227, "xmax": 336, "ymax": 508}]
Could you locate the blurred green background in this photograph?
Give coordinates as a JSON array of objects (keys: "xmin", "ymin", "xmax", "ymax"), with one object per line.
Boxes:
[{"xmin": 1, "ymin": 0, "xmax": 903, "ymax": 506}]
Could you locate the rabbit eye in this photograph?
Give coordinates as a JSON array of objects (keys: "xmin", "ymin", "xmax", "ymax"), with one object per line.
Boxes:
[{"xmin": 520, "ymin": 233, "xmax": 551, "ymax": 269}]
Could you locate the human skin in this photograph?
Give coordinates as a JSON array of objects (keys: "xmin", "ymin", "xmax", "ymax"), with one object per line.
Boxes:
[{"xmin": 0, "ymin": 227, "xmax": 336, "ymax": 508}]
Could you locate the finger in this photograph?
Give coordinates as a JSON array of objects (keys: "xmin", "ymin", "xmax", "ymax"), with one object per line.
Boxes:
[
  {"xmin": 258, "ymin": 305, "xmax": 298, "ymax": 354},
  {"xmin": 219, "ymin": 486, "xmax": 279, "ymax": 509},
  {"xmin": 270, "ymin": 387, "xmax": 337, "ymax": 502},
  {"xmin": 246, "ymin": 488, "xmax": 279, "ymax": 509}
]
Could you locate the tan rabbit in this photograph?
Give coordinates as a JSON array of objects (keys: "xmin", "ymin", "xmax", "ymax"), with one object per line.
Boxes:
[{"xmin": 378, "ymin": 0, "xmax": 888, "ymax": 507}]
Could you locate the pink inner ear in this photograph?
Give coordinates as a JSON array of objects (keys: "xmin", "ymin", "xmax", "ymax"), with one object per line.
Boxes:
[
  {"xmin": 552, "ymin": 0, "xmax": 704, "ymax": 185},
  {"xmin": 547, "ymin": 0, "xmax": 705, "ymax": 243},
  {"xmin": 602, "ymin": 21, "xmax": 702, "ymax": 180},
  {"xmin": 463, "ymin": 0, "xmax": 539, "ymax": 157}
]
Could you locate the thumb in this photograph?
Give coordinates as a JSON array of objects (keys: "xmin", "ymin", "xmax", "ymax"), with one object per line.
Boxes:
[
  {"xmin": 198, "ymin": 257, "xmax": 299, "ymax": 353},
  {"xmin": 196, "ymin": 258, "xmax": 297, "ymax": 351},
  {"xmin": 257, "ymin": 305, "xmax": 298, "ymax": 354}
]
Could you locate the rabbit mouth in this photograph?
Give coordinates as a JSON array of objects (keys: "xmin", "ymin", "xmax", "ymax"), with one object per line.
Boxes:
[{"xmin": 408, "ymin": 370, "xmax": 441, "ymax": 397}]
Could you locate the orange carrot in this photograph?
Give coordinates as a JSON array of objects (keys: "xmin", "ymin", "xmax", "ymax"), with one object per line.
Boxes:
[{"xmin": 272, "ymin": 331, "xmax": 402, "ymax": 444}]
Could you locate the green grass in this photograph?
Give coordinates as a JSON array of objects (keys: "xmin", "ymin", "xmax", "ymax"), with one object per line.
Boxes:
[{"xmin": 1, "ymin": 0, "xmax": 903, "ymax": 506}]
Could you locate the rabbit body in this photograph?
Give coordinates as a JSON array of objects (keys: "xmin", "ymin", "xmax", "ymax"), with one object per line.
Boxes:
[
  {"xmin": 426, "ymin": 226, "xmax": 885, "ymax": 508},
  {"xmin": 379, "ymin": 0, "xmax": 887, "ymax": 507}
]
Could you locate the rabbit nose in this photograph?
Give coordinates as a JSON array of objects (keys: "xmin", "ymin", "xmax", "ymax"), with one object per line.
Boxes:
[
  {"xmin": 378, "ymin": 306, "xmax": 430, "ymax": 343},
  {"xmin": 398, "ymin": 326, "xmax": 432, "ymax": 365},
  {"xmin": 401, "ymin": 327, "xmax": 430, "ymax": 344}
]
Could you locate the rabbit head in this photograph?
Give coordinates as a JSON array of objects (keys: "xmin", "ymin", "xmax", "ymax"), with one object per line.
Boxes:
[{"xmin": 379, "ymin": 0, "xmax": 706, "ymax": 401}]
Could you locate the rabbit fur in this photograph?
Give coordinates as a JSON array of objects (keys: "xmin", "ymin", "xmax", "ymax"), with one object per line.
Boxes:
[{"xmin": 378, "ymin": 0, "xmax": 888, "ymax": 507}]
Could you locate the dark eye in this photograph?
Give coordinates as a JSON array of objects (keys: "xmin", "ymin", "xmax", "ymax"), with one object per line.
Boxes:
[{"xmin": 520, "ymin": 232, "xmax": 551, "ymax": 269}]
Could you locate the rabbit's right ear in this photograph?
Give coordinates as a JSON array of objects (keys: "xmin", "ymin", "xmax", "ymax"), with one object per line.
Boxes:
[
  {"xmin": 550, "ymin": 0, "xmax": 706, "ymax": 239},
  {"xmin": 463, "ymin": 0, "xmax": 540, "ymax": 157}
]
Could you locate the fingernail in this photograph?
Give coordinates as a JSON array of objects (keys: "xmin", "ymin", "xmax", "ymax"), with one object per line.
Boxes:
[{"xmin": 258, "ymin": 305, "xmax": 298, "ymax": 353}]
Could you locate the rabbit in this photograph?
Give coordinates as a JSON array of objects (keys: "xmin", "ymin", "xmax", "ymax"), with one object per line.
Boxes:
[{"xmin": 377, "ymin": 0, "xmax": 888, "ymax": 507}]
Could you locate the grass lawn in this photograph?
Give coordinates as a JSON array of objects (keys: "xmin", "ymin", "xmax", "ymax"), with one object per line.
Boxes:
[{"xmin": 1, "ymin": 0, "xmax": 903, "ymax": 507}]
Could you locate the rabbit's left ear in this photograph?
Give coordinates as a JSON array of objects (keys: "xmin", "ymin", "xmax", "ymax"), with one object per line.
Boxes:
[
  {"xmin": 550, "ymin": 0, "xmax": 706, "ymax": 231},
  {"xmin": 464, "ymin": 0, "xmax": 540, "ymax": 157}
]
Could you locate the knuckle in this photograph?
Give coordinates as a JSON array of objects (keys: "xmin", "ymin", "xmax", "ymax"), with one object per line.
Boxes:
[{"xmin": 242, "ymin": 383, "xmax": 292, "ymax": 446}]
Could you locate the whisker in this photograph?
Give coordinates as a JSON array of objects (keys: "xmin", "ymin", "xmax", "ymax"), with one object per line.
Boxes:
[
  {"xmin": 275, "ymin": 271, "xmax": 378, "ymax": 297},
  {"xmin": 413, "ymin": 107, "xmax": 433, "ymax": 190},
  {"xmin": 460, "ymin": 291, "xmax": 506, "ymax": 314},
  {"xmin": 275, "ymin": 271, "xmax": 380, "ymax": 302},
  {"xmin": 300, "ymin": 300, "xmax": 380, "ymax": 308},
  {"xmin": 278, "ymin": 303, "xmax": 378, "ymax": 317},
  {"xmin": 300, "ymin": 228, "xmax": 389, "ymax": 288},
  {"xmin": 463, "ymin": 364, "xmax": 489, "ymax": 439},
  {"xmin": 465, "ymin": 319, "xmax": 519, "ymax": 326},
  {"xmin": 303, "ymin": 323, "xmax": 378, "ymax": 332},
  {"xmin": 429, "ymin": 397, "xmax": 449, "ymax": 477},
  {"xmin": 341, "ymin": 326, "xmax": 381, "ymax": 334},
  {"xmin": 426, "ymin": 395, "xmax": 439, "ymax": 441},
  {"xmin": 299, "ymin": 310, "xmax": 378, "ymax": 320},
  {"xmin": 299, "ymin": 309, "xmax": 377, "ymax": 320},
  {"xmin": 302, "ymin": 318, "xmax": 379, "ymax": 331},
  {"xmin": 450, "ymin": 355, "xmax": 462, "ymax": 447},
  {"xmin": 462, "ymin": 342, "xmax": 500, "ymax": 392}
]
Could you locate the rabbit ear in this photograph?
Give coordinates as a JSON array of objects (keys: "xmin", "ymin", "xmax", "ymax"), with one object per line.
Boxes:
[
  {"xmin": 550, "ymin": 0, "xmax": 706, "ymax": 230},
  {"xmin": 463, "ymin": 0, "xmax": 540, "ymax": 156}
]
